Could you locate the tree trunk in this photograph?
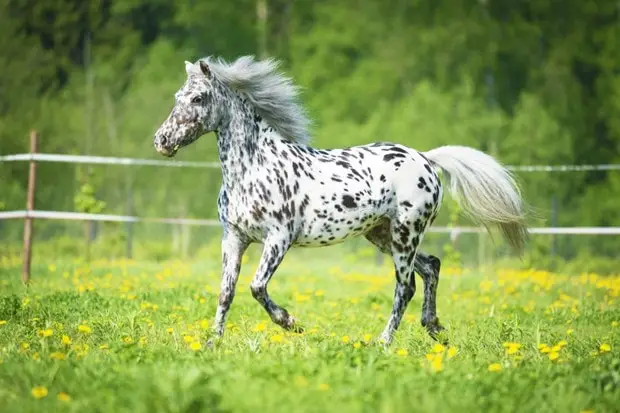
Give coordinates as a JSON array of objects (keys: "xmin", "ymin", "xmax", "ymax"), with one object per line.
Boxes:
[{"xmin": 257, "ymin": 0, "xmax": 268, "ymax": 59}]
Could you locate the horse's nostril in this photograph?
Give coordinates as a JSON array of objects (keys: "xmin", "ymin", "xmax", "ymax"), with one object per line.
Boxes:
[{"xmin": 160, "ymin": 134, "xmax": 168, "ymax": 146}]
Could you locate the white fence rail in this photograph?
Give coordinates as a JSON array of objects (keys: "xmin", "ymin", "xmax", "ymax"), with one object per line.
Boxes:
[
  {"xmin": 0, "ymin": 210, "xmax": 219, "ymax": 226},
  {"xmin": 0, "ymin": 153, "xmax": 219, "ymax": 168},
  {"xmin": 3, "ymin": 152, "xmax": 620, "ymax": 172},
  {"xmin": 2, "ymin": 210, "xmax": 620, "ymax": 235}
]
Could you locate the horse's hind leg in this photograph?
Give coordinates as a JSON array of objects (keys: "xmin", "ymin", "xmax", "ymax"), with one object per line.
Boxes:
[
  {"xmin": 377, "ymin": 218, "xmax": 425, "ymax": 345},
  {"xmin": 249, "ymin": 237, "xmax": 303, "ymax": 333},
  {"xmin": 414, "ymin": 252, "xmax": 445, "ymax": 339},
  {"xmin": 366, "ymin": 220, "xmax": 443, "ymax": 341}
]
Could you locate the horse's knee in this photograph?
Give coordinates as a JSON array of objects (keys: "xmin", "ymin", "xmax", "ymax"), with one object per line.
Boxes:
[
  {"xmin": 218, "ymin": 288, "xmax": 235, "ymax": 306},
  {"xmin": 428, "ymin": 255, "xmax": 441, "ymax": 276},
  {"xmin": 250, "ymin": 281, "xmax": 266, "ymax": 302}
]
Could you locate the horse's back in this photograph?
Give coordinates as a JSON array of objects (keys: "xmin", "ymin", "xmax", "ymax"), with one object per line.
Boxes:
[{"xmin": 291, "ymin": 141, "xmax": 441, "ymax": 247}]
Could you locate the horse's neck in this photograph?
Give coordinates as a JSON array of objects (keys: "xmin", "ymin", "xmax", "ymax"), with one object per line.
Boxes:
[{"xmin": 216, "ymin": 108, "xmax": 283, "ymax": 193}]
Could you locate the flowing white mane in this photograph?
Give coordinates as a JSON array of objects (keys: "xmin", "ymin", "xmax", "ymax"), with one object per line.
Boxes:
[{"xmin": 188, "ymin": 55, "xmax": 312, "ymax": 145}]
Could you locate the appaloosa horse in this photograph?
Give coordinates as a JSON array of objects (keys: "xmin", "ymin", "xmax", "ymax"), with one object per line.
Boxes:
[{"xmin": 153, "ymin": 56, "xmax": 528, "ymax": 345}]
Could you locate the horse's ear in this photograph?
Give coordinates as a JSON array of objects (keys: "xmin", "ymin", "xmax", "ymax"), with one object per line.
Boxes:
[
  {"xmin": 199, "ymin": 60, "xmax": 212, "ymax": 79},
  {"xmin": 184, "ymin": 60, "xmax": 194, "ymax": 75}
]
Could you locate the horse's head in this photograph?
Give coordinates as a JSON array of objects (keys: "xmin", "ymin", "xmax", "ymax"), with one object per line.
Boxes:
[{"xmin": 153, "ymin": 60, "xmax": 225, "ymax": 157}]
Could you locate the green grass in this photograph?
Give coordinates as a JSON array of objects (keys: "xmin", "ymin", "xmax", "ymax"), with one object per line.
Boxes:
[{"xmin": 0, "ymin": 250, "xmax": 618, "ymax": 413}]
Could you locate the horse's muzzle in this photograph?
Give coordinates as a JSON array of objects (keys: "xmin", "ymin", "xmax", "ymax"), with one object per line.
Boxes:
[{"xmin": 153, "ymin": 133, "xmax": 179, "ymax": 157}]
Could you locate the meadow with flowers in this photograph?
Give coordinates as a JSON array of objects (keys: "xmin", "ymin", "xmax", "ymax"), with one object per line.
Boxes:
[{"xmin": 0, "ymin": 245, "xmax": 618, "ymax": 413}]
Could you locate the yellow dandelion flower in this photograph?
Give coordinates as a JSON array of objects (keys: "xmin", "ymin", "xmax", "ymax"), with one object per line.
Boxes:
[
  {"xmin": 341, "ymin": 335, "xmax": 350, "ymax": 344},
  {"xmin": 431, "ymin": 354, "xmax": 443, "ymax": 372},
  {"xmin": 447, "ymin": 346, "xmax": 458, "ymax": 359},
  {"xmin": 32, "ymin": 352, "xmax": 40, "ymax": 360},
  {"xmin": 166, "ymin": 328, "xmax": 174, "ymax": 334},
  {"xmin": 318, "ymin": 383, "xmax": 329, "ymax": 391},
  {"xmin": 38, "ymin": 329, "xmax": 53, "ymax": 338},
  {"xmin": 488, "ymin": 363, "xmax": 502, "ymax": 372},
  {"xmin": 99, "ymin": 344, "xmax": 109, "ymax": 350},
  {"xmin": 31, "ymin": 386, "xmax": 48, "ymax": 399},
  {"xmin": 551, "ymin": 345, "xmax": 562, "ymax": 352},
  {"xmin": 548, "ymin": 351, "xmax": 560, "ymax": 361},
  {"xmin": 122, "ymin": 336, "xmax": 133, "ymax": 344},
  {"xmin": 396, "ymin": 348, "xmax": 409, "ymax": 357},
  {"xmin": 270, "ymin": 334, "xmax": 284, "ymax": 344},
  {"xmin": 57, "ymin": 392, "xmax": 71, "ymax": 402},
  {"xmin": 253, "ymin": 322, "xmax": 267, "ymax": 332},
  {"xmin": 77, "ymin": 325, "xmax": 91, "ymax": 334},
  {"xmin": 295, "ymin": 293, "xmax": 311, "ymax": 303},
  {"xmin": 539, "ymin": 344, "xmax": 551, "ymax": 353},
  {"xmin": 566, "ymin": 328, "xmax": 574, "ymax": 335},
  {"xmin": 61, "ymin": 335, "xmax": 72, "ymax": 345},
  {"xmin": 199, "ymin": 319, "xmax": 209, "ymax": 330},
  {"xmin": 314, "ymin": 290, "xmax": 325, "ymax": 297},
  {"xmin": 49, "ymin": 352, "xmax": 65, "ymax": 361},
  {"xmin": 431, "ymin": 343, "xmax": 445, "ymax": 353},
  {"xmin": 557, "ymin": 340, "xmax": 568, "ymax": 348},
  {"xmin": 503, "ymin": 342, "xmax": 521, "ymax": 355},
  {"xmin": 599, "ymin": 343, "xmax": 611, "ymax": 353},
  {"xmin": 612, "ymin": 321, "xmax": 618, "ymax": 328},
  {"xmin": 183, "ymin": 335, "xmax": 194, "ymax": 343},
  {"xmin": 189, "ymin": 341, "xmax": 202, "ymax": 351},
  {"xmin": 0, "ymin": 320, "xmax": 7, "ymax": 326},
  {"xmin": 353, "ymin": 342, "xmax": 362, "ymax": 349},
  {"xmin": 20, "ymin": 342, "xmax": 30, "ymax": 350}
]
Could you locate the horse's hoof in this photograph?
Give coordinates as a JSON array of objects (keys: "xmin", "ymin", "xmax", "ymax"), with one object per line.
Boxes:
[
  {"xmin": 290, "ymin": 321, "xmax": 305, "ymax": 334},
  {"xmin": 374, "ymin": 335, "xmax": 392, "ymax": 348},
  {"xmin": 427, "ymin": 324, "xmax": 448, "ymax": 345},
  {"xmin": 205, "ymin": 336, "xmax": 220, "ymax": 349},
  {"xmin": 285, "ymin": 316, "xmax": 305, "ymax": 334}
]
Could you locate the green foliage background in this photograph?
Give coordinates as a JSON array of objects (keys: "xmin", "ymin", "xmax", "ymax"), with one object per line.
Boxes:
[{"xmin": 0, "ymin": 0, "xmax": 618, "ymax": 265}]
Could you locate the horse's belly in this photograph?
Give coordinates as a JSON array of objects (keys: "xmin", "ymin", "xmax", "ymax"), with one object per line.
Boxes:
[{"xmin": 293, "ymin": 210, "xmax": 386, "ymax": 247}]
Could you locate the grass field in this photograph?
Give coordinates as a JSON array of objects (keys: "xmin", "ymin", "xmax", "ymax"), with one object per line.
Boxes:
[{"xmin": 0, "ymin": 248, "xmax": 618, "ymax": 413}]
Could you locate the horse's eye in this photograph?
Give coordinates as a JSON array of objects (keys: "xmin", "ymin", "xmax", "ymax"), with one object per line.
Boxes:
[{"xmin": 191, "ymin": 96, "xmax": 203, "ymax": 104}]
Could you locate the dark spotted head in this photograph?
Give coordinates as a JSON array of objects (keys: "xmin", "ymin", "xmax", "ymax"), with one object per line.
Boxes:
[{"xmin": 153, "ymin": 60, "xmax": 226, "ymax": 157}]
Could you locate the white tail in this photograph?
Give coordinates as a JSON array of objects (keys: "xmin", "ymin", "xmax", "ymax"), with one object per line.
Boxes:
[{"xmin": 424, "ymin": 145, "xmax": 529, "ymax": 253}]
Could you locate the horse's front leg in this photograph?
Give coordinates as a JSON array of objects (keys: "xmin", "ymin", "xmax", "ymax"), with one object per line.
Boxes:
[
  {"xmin": 212, "ymin": 230, "xmax": 249, "ymax": 337},
  {"xmin": 250, "ymin": 237, "xmax": 303, "ymax": 333}
]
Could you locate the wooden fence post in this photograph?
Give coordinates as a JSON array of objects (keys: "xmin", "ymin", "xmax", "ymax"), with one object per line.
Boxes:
[{"xmin": 22, "ymin": 130, "xmax": 38, "ymax": 283}]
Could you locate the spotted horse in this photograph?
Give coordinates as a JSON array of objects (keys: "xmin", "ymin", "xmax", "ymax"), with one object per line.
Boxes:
[{"xmin": 153, "ymin": 56, "xmax": 528, "ymax": 346}]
